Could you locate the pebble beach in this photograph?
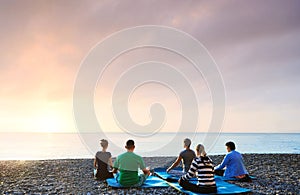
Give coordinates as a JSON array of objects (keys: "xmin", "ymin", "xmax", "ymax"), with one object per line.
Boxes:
[{"xmin": 0, "ymin": 154, "xmax": 299, "ymax": 195}]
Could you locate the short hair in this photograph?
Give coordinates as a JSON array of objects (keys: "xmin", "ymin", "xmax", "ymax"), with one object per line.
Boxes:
[
  {"xmin": 100, "ymin": 139, "xmax": 108, "ymax": 148},
  {"xmin": 126, "ymin": 139, "xmax": 135, "ymax": 149},
  {"xmin": 225, "ymin": 141, "xmax": 236, "ymax": 150},
  {"xmin": 184, "ymin": 138, "xmax": 191, "ymax": 147}
]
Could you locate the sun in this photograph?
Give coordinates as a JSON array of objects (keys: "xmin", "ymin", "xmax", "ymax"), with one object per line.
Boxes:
[{"xmin": 37, "ymin": 114, "xmax": 64, "ymax": 133}]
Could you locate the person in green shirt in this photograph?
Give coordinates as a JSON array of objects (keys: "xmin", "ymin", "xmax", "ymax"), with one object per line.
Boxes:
[{"xmin": 112, "ymin": 139, "xmax": 150, "ymax": 187}]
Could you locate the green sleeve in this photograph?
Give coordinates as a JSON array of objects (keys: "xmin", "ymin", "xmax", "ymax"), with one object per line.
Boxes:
[{"xmin": 139, "ymin": 156, "xmax": 146, "ymax": 169}]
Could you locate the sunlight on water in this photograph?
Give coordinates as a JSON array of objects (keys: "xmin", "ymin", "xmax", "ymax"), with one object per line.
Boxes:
[{"xmin": 0, "ymin": 132, "xmax": 299, "ymax": 160}]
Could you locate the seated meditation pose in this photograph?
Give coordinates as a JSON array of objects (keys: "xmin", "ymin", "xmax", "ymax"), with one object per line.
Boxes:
[
  {"xmin": 178, "ymin": 144, "xmax": 217, "ymax": 194},
  {"xmin": 94, "ymin": 139, "xmax": 114, "ymax": 180},
  {"xmin": 214, "ymin": 141, "xmax": 251, "ymax": 182},
  {"xmin": 112, "ymin": 139, "xmax": 150, "ymax": 187},
  {"xmin": 167, "ymin": 138, "xmax": 196, "ymax": 174}
]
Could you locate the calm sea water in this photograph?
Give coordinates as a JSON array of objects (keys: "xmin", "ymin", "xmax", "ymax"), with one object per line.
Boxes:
[{"xmin": 0, "ymin": 132, "xmax": 299, "ymax": 160}]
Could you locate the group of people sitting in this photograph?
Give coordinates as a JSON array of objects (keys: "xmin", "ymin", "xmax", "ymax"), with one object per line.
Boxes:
[{"xmin": 94, "ymin": 138, "xmax": 251, "ymax": 193}]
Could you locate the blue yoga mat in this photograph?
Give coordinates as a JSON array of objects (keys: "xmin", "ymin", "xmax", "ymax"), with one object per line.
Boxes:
[
  {"xmin": 167, "ymin": 177, "xmax": 251, "ymax": 195},
  {"xmin": 106, "ymin": 175, "xmax": 169, "ymax": 188},
  {"xmin": 154, "ymin": 167, "xmax": 196, "ymax": 181},
  {"xmin": 216, "ymin": 175, "xmax": 257, "ymax": 181},
  {"xmin": 155, "ymin": 168, "xmax": 255, "ymax": 182},
  {"xmin": 154, "ymin": 168, "xmax": 251, "ymax": 194}
]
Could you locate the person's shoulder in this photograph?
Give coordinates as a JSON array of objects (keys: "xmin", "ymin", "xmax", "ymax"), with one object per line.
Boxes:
[
  {"xmin": 117, "ymin": 152, "xmax": 127, "ymax": 158},
  {"xmin": 190, "ymin": 149, "xmax": 196, "ymax": 155},
  {"xmin": 234, "ymin": 150, "xmax": 241, "ymax": 154},
  {"xmin": 121, "ymin": 151, "xmax": 141, "ymax": 158},
  {"xmin": 188, "ymin": 149, "xmax": 196, "ymax": 157},
  {"xmin": 203, "ymin": 156, "xmax": 213, "ymax": 162},
  {"xmin": 132, "ymin": 152, "xmax": 143, "ymax": 159},
  {"xmin": 179, "ymin": 149, "xmax": 186, "ymax": 156},
  {"xmin": 231, "ymin": 150, "xmax": 242, "ymax": 156},
  {"xmin": 194, "ymin": 156, "xmax": 201, "ymax": 162},
  {"xmin": 95, "ymin": 151, "xmax": 101, "ymax": 156},
  {"xmin": 201, "ymin": 155, "xmax": 209, "ymax": 160}
]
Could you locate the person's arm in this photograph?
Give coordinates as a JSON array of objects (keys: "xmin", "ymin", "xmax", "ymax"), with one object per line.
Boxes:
[
  {"xmin": 178, "ymin": 159, "xmax": 197, "ymax": 183},
  {"xmin": 108, "ymin": 157, "xmax": 113, "ymax": 169},
  {"xmin": 142, "ymin": 167, "xmax": 150, "ymax": 175},
  {"xmin": 139, "ymin": 157, "xmax": 150, "ymax": 175},
  {"xmin": 94, "ymin": 157, "xmax": 98, "ymax": 169},
  {"xmin": 167, "ymin": 156, "xmax": 182, "ymax": 172},
  {"xmin": 215, "ymin": 154, "xmax": 230, "ymax": 170},
  {"xmin": 112, "ymin": 167, "xmax": 118, "ymax": 173},
  {"xmin": 112, "ymin": 157, "xmax": 119, "ymax": 174},
  {"xmin": 182, "ymin": 159, "xmax": 197, "ymax": 180}
]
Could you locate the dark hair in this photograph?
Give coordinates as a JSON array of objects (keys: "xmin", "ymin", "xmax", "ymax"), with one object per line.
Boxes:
[
  {"xmin": 126, "ymin": 139, "xmax": 135, "ymax": 149},
  {"xmin": 100, "ymin": 139, "xmax": 108, "ymax": 148},
  {"xmin": 225, "ymin": 141, "xmax": 236, "ymax": 150}
]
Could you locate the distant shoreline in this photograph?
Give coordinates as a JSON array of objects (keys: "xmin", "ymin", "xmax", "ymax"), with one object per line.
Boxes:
[
  {"xmin": 1, "ymin": 133, "xmax": 299, "ymax": 159},
  {"xmin": 1, "ymin": 152, "xmax": 300, "ymax": 161}
]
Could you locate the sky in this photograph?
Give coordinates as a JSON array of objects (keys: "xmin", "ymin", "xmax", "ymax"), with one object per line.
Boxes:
[{"xmin": 0, "ymin": 0, "xmax": 300, "ymax": 133}]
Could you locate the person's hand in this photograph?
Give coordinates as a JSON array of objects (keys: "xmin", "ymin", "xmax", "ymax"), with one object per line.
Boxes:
[
  {"xmin": 145, "ymin": 169, "xmax": 151, "ymax": 176},
  {"xmin": 143, "ymin": 167, "xmax": 151, "ymax": 176},
  {"xmin": 166, "ymin": 168, "xmax": 171, "ymax": 173},
  {"xmin": 112, "ymin": 168, "xmax": 118, "ymax": 174},
  {"xmin": 178, "ymin": 178, "xmax": 181, "ymax": 184}
]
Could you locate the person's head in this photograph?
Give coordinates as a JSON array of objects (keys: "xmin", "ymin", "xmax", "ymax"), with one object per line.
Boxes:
[
  {"xmin": 196, "ymin": 144, "xmax": 207, "ymax": 157},
  {"xmin": 225, "ymin": 141, "xmax": 236, "ymax": 152},
  {"xmin": 183, "ymin": 138, "xmax": 191, "ymax": 149},
  {"xmin": 125, "ymin": 139, "xmax": 135, "ymax": 151},
  {"xmin": 100, "ymin": 139, "xmax": 108, "ymax": 149}
]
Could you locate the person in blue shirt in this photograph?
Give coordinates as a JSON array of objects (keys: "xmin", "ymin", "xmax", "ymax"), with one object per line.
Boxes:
[{"xmin": 214, "ymin": 141, "xmax": 251, "ymax": 182}]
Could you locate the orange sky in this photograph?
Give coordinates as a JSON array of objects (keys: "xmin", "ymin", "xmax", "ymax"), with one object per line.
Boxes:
[{"xmin": 0, "ymin": 1, "xmax": 300, "ymax": 133}]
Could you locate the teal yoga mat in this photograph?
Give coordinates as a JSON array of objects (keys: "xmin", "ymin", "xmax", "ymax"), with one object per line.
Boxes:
[
  {"xmin": 106, "ymin": 175, "xmax": 169, "ymax": 188},
  {"xmin": 215, "ymin": 175, "xmax": 257, "ymax": 181},
  {"xmin": 154, "ymin": 168, "xmax": 255, "ymax": 182},
  {"xmin": 167, "ymin": 177, "xmax": 251, "ymax": 195},
  {"xmin": 154, "ymin": 168, "xmax": 251, "ymax": 194},
  {"xmin": 154, "ymin": 167, "xmax": 197, "ymax": 181}
]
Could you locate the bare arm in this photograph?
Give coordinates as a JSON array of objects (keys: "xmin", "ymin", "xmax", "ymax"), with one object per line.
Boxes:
[
  {"xmin": 94, "ymin": 158, "xmax": 97, "ymax": 169},
  {"xmin": 108, "ymin": 157, "xmax": 113, "ymax": 169},
  {"xmin": 142, "ymin": 167, "xmax": 150, "ymax": 175},
  {"xmin": 167, "ymin": 156, "xmax": 182, "ymax": 172},
  {"xmin": 112, "ymin": 168, "xmax": 118, "ymax": 174},
  {"xmin": 112, "ymin": 157, "xmax": 118, "ymax": 174}
]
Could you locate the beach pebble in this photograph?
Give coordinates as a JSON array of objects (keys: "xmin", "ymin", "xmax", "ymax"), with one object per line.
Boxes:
[{"xmin": 0, "ymin": 155, "xmax": 299, "ymax": 194}]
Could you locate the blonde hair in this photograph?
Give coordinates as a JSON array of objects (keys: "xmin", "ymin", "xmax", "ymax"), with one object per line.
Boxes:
[
  {"xmin": 100, "ymin": 139, "xmax": 108, "ymax": 148},
  {"xmin": 196, "ymin": 144, "xmax": 207, "ymax": 157}
]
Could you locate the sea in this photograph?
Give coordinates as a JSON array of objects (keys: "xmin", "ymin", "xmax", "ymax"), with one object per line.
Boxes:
[{"xmin": 0, "ymin": 132, "xmax": 299, "ymax": 160}]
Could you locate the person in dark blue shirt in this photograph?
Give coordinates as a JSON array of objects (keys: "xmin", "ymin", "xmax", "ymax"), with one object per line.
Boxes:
[
  {"xmin": 94, "ymin": 139, "xmax": 114, "ymax": 180},
  {"xmin": 167, "ymin": 138, "xmax": 196, "ymax": 174}
]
